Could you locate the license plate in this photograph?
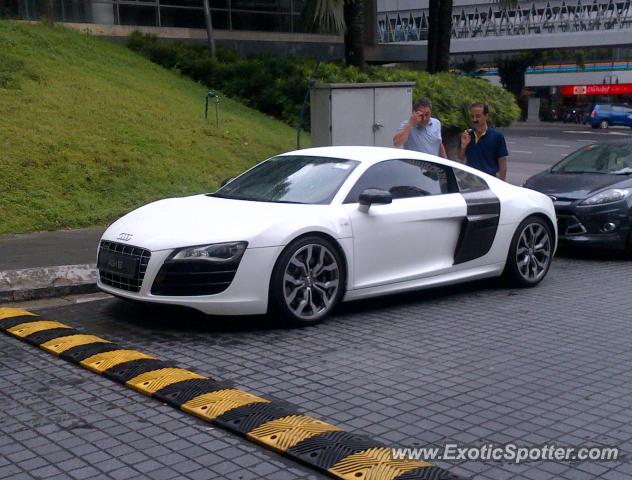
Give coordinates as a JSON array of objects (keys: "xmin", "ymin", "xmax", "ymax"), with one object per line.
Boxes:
[{"xmin": 98, "ymin": 251, "xmax": 139, "ymax": 278}]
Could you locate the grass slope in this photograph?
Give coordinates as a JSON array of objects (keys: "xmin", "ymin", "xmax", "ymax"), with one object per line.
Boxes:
[{"xmin": 0, "ymin": 21, "xmax": 303, "ymax": 234}]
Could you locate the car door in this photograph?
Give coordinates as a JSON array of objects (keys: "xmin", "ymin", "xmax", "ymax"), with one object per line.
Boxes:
[
  {"xmin": 342, "ymin": 159, "xmax": 466, "ymax": 290},
  {"xmin": 612, "ymin": 106, "xmax": 627, "ymax": 126}
]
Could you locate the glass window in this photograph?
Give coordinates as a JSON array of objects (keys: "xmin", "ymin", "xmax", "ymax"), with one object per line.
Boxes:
[
  {"xmin": 344, "ymin": 159, "xmax": 451, "ymax": 204},
  {"xmin": 454, "ymin": 168, "xmax": 489, "ymax": 192},
  {"xmin": 212, "ymin": 155, "xmax": 359, "ymax": 204},
  {"xmin": 550, "ymin": 143, "xmax": 632, "ymax": 174}
]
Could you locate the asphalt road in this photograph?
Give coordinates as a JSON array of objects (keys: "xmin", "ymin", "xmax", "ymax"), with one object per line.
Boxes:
[{"xmin": 501, "ymin": 123, "xmax": 632, "ymax": 186}]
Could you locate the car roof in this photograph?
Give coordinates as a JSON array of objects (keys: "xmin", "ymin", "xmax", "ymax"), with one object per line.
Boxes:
[{"xmin": 278, "ymin": 146, "xmax": 471, "ymax": 171}]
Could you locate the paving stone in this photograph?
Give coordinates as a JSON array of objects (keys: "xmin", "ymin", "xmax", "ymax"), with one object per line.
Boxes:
[{"xmin": 2, "ymin": 256, "xmax": 632, "ymax": 479}]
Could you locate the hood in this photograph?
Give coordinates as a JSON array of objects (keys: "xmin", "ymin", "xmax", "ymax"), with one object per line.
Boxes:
[
  {"xmin": 524, "ymin": 171, "xmax": 632, "ymax": 200},
  {"xmin": 102, "ymin": 194, "xmax": 342, "ymax": 250}
]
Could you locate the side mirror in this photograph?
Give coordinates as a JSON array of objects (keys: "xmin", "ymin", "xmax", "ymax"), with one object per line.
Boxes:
[
  {"xmin": 358, "ymin": 188, "xmax": 392, "ymax": 207},
  {"xmin": 220, "ymin": 177, "xmax": 235, "ymax": 187}
]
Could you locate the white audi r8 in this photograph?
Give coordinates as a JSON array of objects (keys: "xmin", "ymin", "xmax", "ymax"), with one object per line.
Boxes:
[{"xmin": 97, "ymin": 146, "xmax": 557, "ymax": 325}]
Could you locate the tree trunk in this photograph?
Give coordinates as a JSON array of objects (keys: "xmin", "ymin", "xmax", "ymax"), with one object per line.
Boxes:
[
  {"xmin": 344, "ymin": 0, "xmax": 365, "ymax": 68},
  {"xmin": 42, "ymin": 0, "xmax": 53, "ymax": 21},
  {"xmin": 426, "ymin": 0, "xmax": 439, "ymax": 73},
  {"xmin": 202, "ymin": 0, "xmax": 216, "ymax": 59},
  {"xmin": 435, "ymin": 0, "xmax": 453, "ymax": 72}
]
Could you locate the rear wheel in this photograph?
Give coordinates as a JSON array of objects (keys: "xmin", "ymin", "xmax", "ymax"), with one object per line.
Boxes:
[
  {"xmin": 599, "ymin": 119, "xmax": 609, "ymax": 129},
  {"xmin": 504, "ymin": 216, "xmax": 553, "ymax": 287},
  {"xmin": 269, "ymin": 235, "xmax": 345, "ymax": 326}
]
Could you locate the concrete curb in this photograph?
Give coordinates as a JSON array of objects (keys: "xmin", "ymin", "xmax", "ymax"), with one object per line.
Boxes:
[{"xmin": 0, "ymin": 264, "xmax": 98, "ymax": 302}]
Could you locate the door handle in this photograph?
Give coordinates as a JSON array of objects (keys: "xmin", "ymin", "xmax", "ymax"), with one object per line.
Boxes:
[{"xmin": 372, "ymin": 122, "xmax": 383, "ymax": 132}]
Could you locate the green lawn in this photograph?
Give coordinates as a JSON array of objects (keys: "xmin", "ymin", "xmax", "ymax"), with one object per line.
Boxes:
[{"xmin": 0, "ymin": 21, "xmax": 305, "ymax": 234}]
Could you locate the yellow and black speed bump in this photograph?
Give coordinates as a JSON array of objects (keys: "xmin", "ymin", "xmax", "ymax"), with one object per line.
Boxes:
[
  {"xmin": 0, "ymin": 307, "xmax": 464, "ymax": 480},
  {"xmin": 153, "ymin": 378, "xmax": 234, "ymax": 406}
]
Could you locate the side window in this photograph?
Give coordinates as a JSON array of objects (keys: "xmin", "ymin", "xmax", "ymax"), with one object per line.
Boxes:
[
  {"xmin": 344, "ymin": 159, "xmax": 451, "ymax": 204},
  {"xmin": 613, "ymin": 106, "xmax": 624, "ymax": 113},
  {"xmin": 454, "ymin": 168, "xmax": 489, "ymax": 193}
]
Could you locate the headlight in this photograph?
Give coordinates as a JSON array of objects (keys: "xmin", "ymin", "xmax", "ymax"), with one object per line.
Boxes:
[
  {"xmin": 579, "ymin": 189, "xmax": 630, "ymax": 206},
  {"xmin": 169, "ymin": 241, "xmax": 248, "ymax": 263}
]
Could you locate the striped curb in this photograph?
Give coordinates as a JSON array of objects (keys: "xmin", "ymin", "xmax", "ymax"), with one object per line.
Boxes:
[{"xmin": 0, "ymin": 307, "xmax": 463, "ymax": 480}]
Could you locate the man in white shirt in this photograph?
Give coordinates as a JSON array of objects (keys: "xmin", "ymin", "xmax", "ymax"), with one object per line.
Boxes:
[{"xmin": 393, "ymin": 98, "xmax": 447, "ymax": 158}]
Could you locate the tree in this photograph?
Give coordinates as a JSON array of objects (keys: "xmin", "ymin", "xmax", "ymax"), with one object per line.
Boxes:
[
  {"xmin": 427, "ymin": 0, "xmax": 453, "ymax": 73},
  {"xmin": 428, "ymin": 0, "xmax": 515, "ymax": 74},
  {"xmin": 202, "ymin": 0, "xmax": 216, "ymax": 58},
  {"xmin": 310, "ymin": 0, "xmax": 366, "ymax": 68}
]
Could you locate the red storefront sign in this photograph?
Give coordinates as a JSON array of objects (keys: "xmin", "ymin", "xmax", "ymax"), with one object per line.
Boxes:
[{"xmin": 561, "ymin": 84, "xmax": 632, "ymax": 96}]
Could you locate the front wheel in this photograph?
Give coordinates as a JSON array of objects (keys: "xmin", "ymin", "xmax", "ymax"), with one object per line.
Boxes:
[
  {"xmin": 504, "ymin": 216, "xmax": 553, "ymax": 287},
  {"xmin": 269, "ymin": 236, "xmax": 345, "ymax": 326}
]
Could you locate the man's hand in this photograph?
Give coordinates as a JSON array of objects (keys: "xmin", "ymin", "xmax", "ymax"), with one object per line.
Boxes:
[
  {"xmin": 457, "ymin": 129, "xmax": 471, "ymax": 162},
  {"xmin": 460, "ymin": 129, "xmax": 471, "ymax": 148},
  {"xmin": 410, "ymin": 110, "xmax": 423, "ymax": 126}
]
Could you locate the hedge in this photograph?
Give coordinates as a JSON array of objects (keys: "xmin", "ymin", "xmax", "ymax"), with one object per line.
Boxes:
[{"xmin": 126, "ymin": 32, "xmax": 520, "ymax": 131}]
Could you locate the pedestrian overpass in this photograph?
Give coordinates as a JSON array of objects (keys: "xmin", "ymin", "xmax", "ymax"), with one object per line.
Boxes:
[{"xmin": 370, "ymin": 0, "xmax": 632, "ymax": 61}]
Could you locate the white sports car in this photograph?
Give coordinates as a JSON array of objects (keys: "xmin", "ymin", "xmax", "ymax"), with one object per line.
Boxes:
[{"xmin": 97, "ymin": 146, "xmax": 557, "ymax": 325}]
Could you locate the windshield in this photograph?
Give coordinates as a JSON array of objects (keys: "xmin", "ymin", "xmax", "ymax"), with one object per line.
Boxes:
[
  {"xmin": 551, "ymin": 143, "xmax": 632, "ymax": 174},
  {"xmin": 211, "ymin": 155, "xmax": 360, "ymax": 204}
]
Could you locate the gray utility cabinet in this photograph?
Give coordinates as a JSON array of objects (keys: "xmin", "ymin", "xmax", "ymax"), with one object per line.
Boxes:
[{"xmin": 310, "ymin": 82, "xmax": 415, "ymax": 147}]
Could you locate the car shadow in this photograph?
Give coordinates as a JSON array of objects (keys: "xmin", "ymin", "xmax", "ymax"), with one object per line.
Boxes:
[
  {"xmin": 102, "ymin": 276, "xmax": 515, "ymax": 332},
  {"xmin": 335, "ymin": 277, "xmax": 501, "ymax": 317},
  {"xmin": 555, "ymin": 245, "xmax": 631, "ymax": 261},
  {"xmin": 103, "ymin": 297, "xmax": 285, "ymax": 333}
]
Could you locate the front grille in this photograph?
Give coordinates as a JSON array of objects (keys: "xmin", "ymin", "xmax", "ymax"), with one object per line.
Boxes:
[
  {"xmin": 98, "ymin": 241, "xmax": 151, "ymax": 292},
  {"xmin": 151, "ymin": 260, "xmax": 238, "ymax": 296},
  {"xmin": 557, "ymin": 214, "xmax": 587, "ymax": 236}
]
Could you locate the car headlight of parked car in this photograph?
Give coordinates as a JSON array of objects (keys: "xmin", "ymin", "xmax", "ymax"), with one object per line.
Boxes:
[
  {"xmin": 579, "ymin": 189, "xmax": 630, "ymax": 206},
  {"xmin": 169, "ymin": 241, "xmax": 248, "ymax": 263}
]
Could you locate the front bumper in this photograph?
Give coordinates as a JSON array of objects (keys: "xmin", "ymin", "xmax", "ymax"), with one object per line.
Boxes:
[
  {"xmin": 554, "ymin": 201, "xmax": 631, "ymax": 250},
  {"xmin": 97, "ymin": 243, "xmax": 283, "ymax": 315}
]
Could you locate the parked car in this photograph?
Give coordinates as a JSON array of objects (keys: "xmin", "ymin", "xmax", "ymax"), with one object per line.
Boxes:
[
  {"xmin": 524, "ymin": 141, "xmax": 632, "ymax": 253},
  {"xmin": 97, "ymin": 147, "xmax": 556, "ymax": 325},
  {"xmin": 587, "ymin": 104, "xmax": 632, "ymax": 129}
]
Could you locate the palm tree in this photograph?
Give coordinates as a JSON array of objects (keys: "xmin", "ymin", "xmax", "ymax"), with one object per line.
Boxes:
[
  {"xmin": 311, "ymin": 0, "xmax": 366, "ymax": 68},
  {"xmin": 427, "ymin": 0, "xmax": 453, "ymax": 73},
  {"xmin": 428, "ymin": 0, "xmax": 514, "ymax": 73},
  {"xmin": 202, "ymin": 0, "xmax": 216, "ymax": 58}
]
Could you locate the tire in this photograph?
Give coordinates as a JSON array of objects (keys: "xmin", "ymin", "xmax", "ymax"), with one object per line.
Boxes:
[
  {"xmin": 599, "ymin": 119, "xmax": 609, "ymax": 129},
  {"xmin": 503, "ymin": 216, "xmax": 553, "ymax": 287},
  {"xmin": 269, "ymin": 235, "xmax": 345, "ymax": 326}
]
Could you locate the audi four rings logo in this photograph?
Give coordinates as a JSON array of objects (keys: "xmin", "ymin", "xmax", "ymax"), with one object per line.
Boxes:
[{"xmin": 117, "ymin": 233, "xmax": 133, "ymax": 241}]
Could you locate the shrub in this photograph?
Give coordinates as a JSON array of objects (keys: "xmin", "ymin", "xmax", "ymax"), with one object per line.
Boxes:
[{"xmin": 126, "ymin": 32, "xmax": 520, "ymax": 131}]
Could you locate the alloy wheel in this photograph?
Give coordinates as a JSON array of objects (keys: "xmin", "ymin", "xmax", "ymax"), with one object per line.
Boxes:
[
  {"xmin": 282, "ymin": 243, "xmax": 340, "ymax": 321},
  {"xmin": 516, "ymin": 223, "xmax": 552, "ymax": 282}
]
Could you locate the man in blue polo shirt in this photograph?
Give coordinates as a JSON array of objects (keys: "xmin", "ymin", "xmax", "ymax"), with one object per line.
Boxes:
[
  {"xmin": 458, "ymin": 102, "xmax": 509, "ymax": 181},
  {"xmin": 393, "ymin": 98, "xmax": 447, "ymax": 158}
]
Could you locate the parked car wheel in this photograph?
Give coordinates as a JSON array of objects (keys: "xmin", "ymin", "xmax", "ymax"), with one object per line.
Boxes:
[
  {"xmin": 599, "ymin": 119, "xmax": 609, "ymax": 129},
  {"xmin": 504, "ymin": 216, "xmax": 553, "ymax": 287},
  {"xmin": 269, "ymin": 235, "xmax": 345, "ymax": 326}
]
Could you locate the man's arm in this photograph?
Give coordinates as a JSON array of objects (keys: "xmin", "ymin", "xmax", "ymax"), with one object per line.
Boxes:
[
  {"xmin": 496, "ymin": 132, "xmax": 509, "ymax": 181},
  {"xmin": 497, "ymin": 156, "xmax": 508, "ymax": 181},
  {"xmin": 393, "ymin": 121, "xmax": 414, "ymax": 148},
  {"xmin": 439, "ymin": 143, "xmax": 447, "ymax": 159}
]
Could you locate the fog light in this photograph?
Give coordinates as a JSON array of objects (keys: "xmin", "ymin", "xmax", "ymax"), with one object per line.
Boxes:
[{"xmin": 602, "ymin": 222, "xmax": 617, "ymax": 232}]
